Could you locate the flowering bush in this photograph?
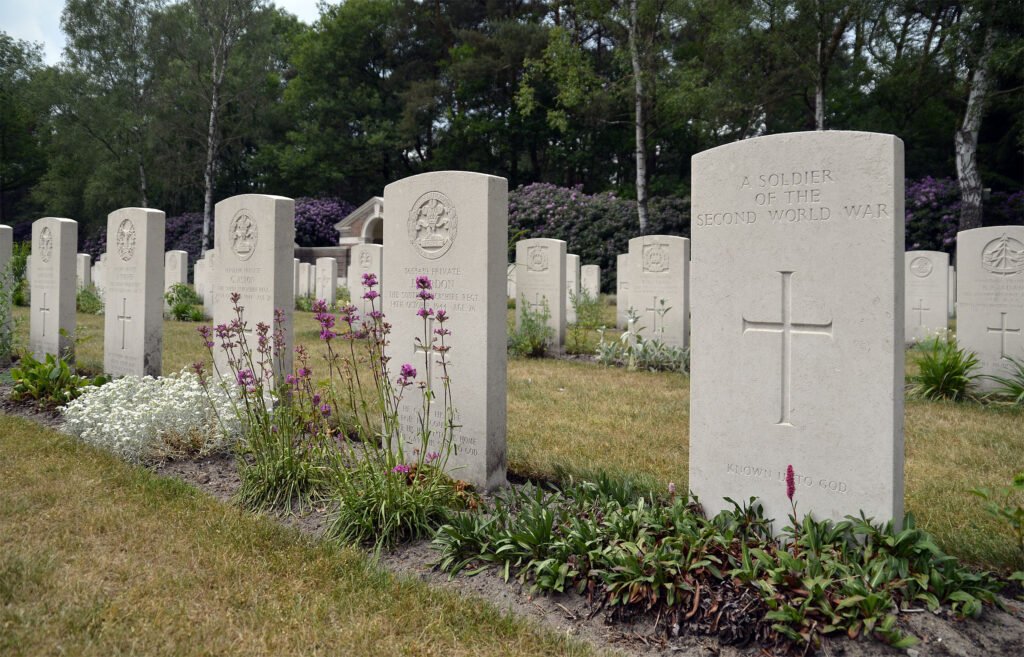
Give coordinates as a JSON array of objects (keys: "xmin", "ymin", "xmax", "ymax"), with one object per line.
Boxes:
[
  {"xmin": 62, "ymin": 370, "xmax": 238, "ymax": 463},
  {"xmin": 905, "ymin": 178, "xmax": 1024, "ymax": 252},
  {"xmin": 294, "ymin": 197, "xmax": 354, "ymax": 246}
]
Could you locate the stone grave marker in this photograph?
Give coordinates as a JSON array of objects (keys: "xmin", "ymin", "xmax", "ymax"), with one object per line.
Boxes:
[
  {"xmin": 616, "ymin": 253, "xmax": 629, "ymax": 329},
  {"xmin": 212, "ymin": 194, "xmax": 294, "ymax": 377},
  {"xmin": 293, "ymin": 258, "xmax": 300, "ymax": 298},
  {"xmin": 77, "ymin": 254, "xmax": 91, "ymax": 289},
  {"xmin": 315, "ymin": 257, "xmax": 337, "ymax": 302},
  {"xmin": 104, "ymin": 208, "xmax": 165, "ymax": 377},
  {"xmin": 383, "ymin": 171, "xmax": 507, "ymax": 490},
  {"xmin": 581, "ymin": 264, "xmax": 600, "ymax": 299},
  {"xmin": 26, "ymin": 255, "xmax": 32, "ymax": 284},
  {"xmin": 298, "ymin": 262, "xmax": 311, "ymax": 297},
  {"xmin": 507, "ymin": 263, "xmax": 516, "ymax": 299},
  {"xmin": 165, "ymin": 250, "xmax": 188, "ymax": 292},
  {"xmin": 627, "ymin": 235, "xmax": 690, "ymax": 348},
  {"xmin": 93, "ymin": 254, "xmax": 107, "ymax": 293},
  {"xmin": 956, "ymin": 227, "xmax": 1024, "ymax": 392},
  {"xmin": 948, "ymin": 265, "xmax": 957, "ymax": 317},
  {"xmin": 515, "ymin": 238, "xmax": 566, "ymax": 347},
  {"xmin": 349, "ymin": 243, "xmax": 383, "ymax": 316},
  {"xmin": 690, "ymin": 130, "xmax": 905, "ymax": 528},
  {"xmin": 30, "ymin": 217, "xmax": 77, "ymax": 361},
  {"xmin": 566, "ymin": 253, "xmax": 580, "ymax": 324},
  {"xmin": 905, "ymin": 250, "xmax": 949, "ymax": 342}
]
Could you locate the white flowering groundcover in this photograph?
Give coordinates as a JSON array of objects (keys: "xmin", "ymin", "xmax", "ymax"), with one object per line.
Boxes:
[{"xmin": 62, "ymin": 371, "xmax": 240, "ymax": 463}]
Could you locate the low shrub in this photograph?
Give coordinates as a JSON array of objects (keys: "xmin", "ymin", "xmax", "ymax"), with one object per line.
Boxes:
[
  {"xmin": 62, "ymin": 370, "xmax": 238, "ymax": 463},
  {"xmin": 909, "ymin": 335, "xmax": 980, "ymax": 401},
  {"xmin": 972, "ymin": 472, "xmax": 1024, "ymax": 584},
  {"xmin": 0, "ymin": 261, "xmax": 14, "ymax": 364},
  {"xmin": 164, "ymin": 283, "xmax": 205, "ymax": 321},
  {"xmin": 10, "ymin": 353, "xmax": 109, "ymax": 407},
  {"xmin": 984, "ymin": 356, "xmax": 1024, "ymax": 404},
  {"xmin": 566, "ymin": 288, "xmax": 603, "ymax": 355},
  {"xmin": 595, "ymin": 309, "xmax": 689, "ymax": 372},
  {"xmin": 76, "ymin": 284, "xmax": 104, "ymax": 315},
  {"xmin": 509, "ymin": 294, "xmax": 554, "ymax": 358}
]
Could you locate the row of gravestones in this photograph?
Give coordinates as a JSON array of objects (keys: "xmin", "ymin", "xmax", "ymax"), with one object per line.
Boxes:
[
  {"xmin": 5, "ymin": 131, "xmax": 1023, "ymax": 532},
  {"xmin": 507, "ymin": 255, "xmax": 603, "ymax": 330}
]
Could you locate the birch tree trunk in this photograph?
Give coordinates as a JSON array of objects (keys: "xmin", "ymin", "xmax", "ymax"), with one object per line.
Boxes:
[
  {"xmin": 202, "ymin": 60, "xmax": 221, "ymax": 251},
  {"xmin": 955, "ymin": 28, "xmax": 995, "ymax": 232},
  {"xmin": 628, "ymin": 0, "xmax": 649, "ymax": 234}
]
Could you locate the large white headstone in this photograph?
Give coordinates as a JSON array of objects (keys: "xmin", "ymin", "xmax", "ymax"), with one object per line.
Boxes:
[
  {"xmin": 104, "ymin": 208, "xmax": 165, "ymax": 377},
  {"xmin": 383, "ymin": 171, "xmax": 507, "ymax": 490},
  {"xmin": 565, "ymin": 253, "xmax": 580, "ymax": 323},
  {"xmin": 956, "ymin": 227, "xmax": 1024, "ymax": 392},
  {"xmin": 76, "ymin": 254, "xmax": 91, "ymax": 290},
  {"xmin": 165, "ymin": 250, "xmax": 188, "ymax": 292},
  {"xmin": 627, "ymin": 235, "xmax": 690, "ymax": 348},
  {"xmin": 349, "ymin": 243, "xmax": 383, "ymax": 316},
  {"xmin": 616, "ymin": 253, "xmax": 629, "ymax": 329},
  {"xmin": 30, "ymin": 218, "xmax": 77, "ymax": 361},
  {"xmin": 515, "ymin": 238, "xmax": 567, "ymax": 348},
  {"xmin": 212, "ymin": 194, "xmax": 294, "ymax": 377},
  {"xmin": 581, "ymin": 264, "xmax": 600, "ymax": 299},
  {"xmin": 690, "ymin": 131, "xmax": 905, "ymax": 528},
  {"xmin": 905, "ymin": 250, "xmax": 949, "ymax": 342},
  {"xmin": 506, "ymin": 263, "xmax": 516, "ymax": 299},
  {"xmin": 315, "ymin": 257, "xmax": 337, "ymax": 302}
]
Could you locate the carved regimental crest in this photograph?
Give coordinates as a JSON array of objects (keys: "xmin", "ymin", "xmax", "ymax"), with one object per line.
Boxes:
[
  {"xmin": 408, "ymin": 191, "xmax": 457, "ymax": 260},
  {"xmin": 642, "ymin": 244, "xmax": 670, "ymax": 273},
  {"xmin": 116, "ymin": 219, "xmax": 136, "ymax": 261},
  {"xmin": 38, "ymin": 227, "xmax": 53, "ymax": 263},
  {"xmin": 909, "ymin": 256, "xmax": 933, "ymax": 278},
  {"xmin": 982, "ymin": 234, "xmax": 1024, "ymax": 276},
  {"xmin": 359, "ymin": 250, "xmax": 372, "ymax": 268},
  {"xmin": 527, "ymin": 245, "xmax": 548, "ymax": 272},
  {"xmin": 229, "ymin": 211, "xmax": 258, "ymax": 261}
]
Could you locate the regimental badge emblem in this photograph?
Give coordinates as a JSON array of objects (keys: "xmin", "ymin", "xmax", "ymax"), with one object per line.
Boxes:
[
  {"xmin": 359, "ymin": 250, "xmax": 372, "ymax": 268},
  {"xmin": 116, "ymin": 219, "xmax": 136, "ymax": 261},
  {"xmin": 982, "ymin": 234, "xmax": 1024, "ymax": 276},
  {"xmin": 642, "ymin": 243, "xmax": 669, "ymax": 273},
  {"xmin": 527, "ymin": 245, "xmax": 548, "ymax": 272},
  {"xmin": 230, "ymin": 211, "xmax": 258, "ymax": 261},
  {"xmin": 910, "ymin": 256, "xmax": 933, "ymax": 278},
  {"xmin": 408, "ymin": 191, "xmax": 457, "ymax": 260},
  {"xmin": 38, "ymin": 227, "xmax": 53, "ymax": 263}
]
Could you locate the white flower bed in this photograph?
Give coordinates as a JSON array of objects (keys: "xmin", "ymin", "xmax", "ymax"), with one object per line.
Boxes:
[{"xmin": 62, "ymin": 370, "xmax": 240, "ymax": 463}]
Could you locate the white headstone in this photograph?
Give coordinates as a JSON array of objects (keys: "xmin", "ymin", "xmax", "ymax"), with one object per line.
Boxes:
[
  {"xmin": 30, "ymin": 218, "xmax": 77, "ymax": 361},
  {"xmin": 26, "ymin": 255, "xmax": 32, "ymax": 284},
  {"xmin": 948, "ymin": 265, "xmax": 956, "ymax": 317},
  {"xmin": 298, "ymin": 262, "xmax": 311, "ymax": 297},
  {"xmin": 307, "ymin": 264, "xmax": 316, "ymax": 298},
  {"xmin": 506, "ymin": 263, "xmax": 516, "ymax": 299},
  {"xmin": 315, "ymin": 257, "xmax": 337, "ymax": 302},
  {"xmin": 104, "ymin": 208, "xmax": 165, "ymax": 377},
  {"xmin": 627, "ymin": 235, "xmax": 690, "ymax": 348},
  {"xmin": 76, "ymin": 254, "xmax": 91, "ymax": 290},
  {"xmin": 212, "ymin": 194, "xmax": 294, "ymax": 377},
  {"xmin": 565, "ymin": 253, "xmax": 580, "ymax": 323},
  {"xmin": 93, "ymin": 254, "xmax": 107, "ymax": 293},
  {"xmin": 690, "ymin": 130, "xmax": 905, "ymax": 528},
  {"xmin": 293, "ymin": 258, "xmax": 300, "ymax": 298},
  {"xmin": 616, "ymin": 253, "xmax": 629, "ymax": 329},
  {"xmin": 193, "ymin": 258, "xmax": 207, "ymax": 301},
  {"xmin": 515, "ymin": 238, "xmax": 567, "ymax": 347},
  {"xmin": 581, "ymin": 264, "xmax": 600, "ymax": 299},
  {"xmin": 956, "ymin": 227, "xmax": 1024, "ymax": 392},
  {"xmin": 165, "ymin": 250, "xmax": 188, "ymax": 292},
  {"xmin": 383, "ymin": 171, "xmax": 507, "ymax": 490},
  {"xmin": 905, "ymin": 250, "xmax": 949, "ymax": 342},
  {"xmin": 349, "ymin": 243, "xmax": 383, "ymax": 316}
]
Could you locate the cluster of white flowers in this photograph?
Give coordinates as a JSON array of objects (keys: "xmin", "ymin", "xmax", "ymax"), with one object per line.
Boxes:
[{"xmin": 61, "ymin": 370, "xmax": 240, "ymax": 463}]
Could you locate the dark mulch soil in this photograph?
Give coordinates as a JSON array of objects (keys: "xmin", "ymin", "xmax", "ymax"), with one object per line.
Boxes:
[{"xmin": 3, "ymin": 390, "xmax": 1023, "ymax": 656}]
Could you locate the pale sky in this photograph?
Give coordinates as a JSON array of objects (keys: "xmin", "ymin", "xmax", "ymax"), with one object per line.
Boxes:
[{"xmin": 0, "ymin": 0, "xmax": 325, "ymax": 66}]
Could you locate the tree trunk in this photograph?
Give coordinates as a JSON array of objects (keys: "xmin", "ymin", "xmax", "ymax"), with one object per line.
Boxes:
[
  {"xmin": 138, "ymin": 155, "xmax": 148, "ymax": 208},
  {"xmin": 202, "ymin": 60, "xmax": 222, "ymax": 252},
  {"xmin": 815, "ymin": 3, "xmax": 825, "ymax": 130},
  {"xmin": 955, "ymin": 28, "xmax": 995, "ymax": 232},
  {"xmin": 628, "ymin": 0, "xmax": 649, "ymax": 234}
]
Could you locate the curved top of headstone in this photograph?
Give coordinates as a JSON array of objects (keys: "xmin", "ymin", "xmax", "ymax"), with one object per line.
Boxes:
[
  {"xmin": 383, "ymin": 170, "xmax": 505, "ymax": 192},
  {"xmin": 694, "ymin": 130, "xmax": 902, "ymax": 161},
  {"xmin": 36, "ymin": 217, "xmax": 77, "ymax": 225},
  {"xmin": 518, "ymin": 237, "xmax": 566, "ymax": 245}
]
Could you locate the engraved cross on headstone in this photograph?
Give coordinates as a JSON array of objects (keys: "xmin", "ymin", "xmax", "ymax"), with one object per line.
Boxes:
[
  {"xmin": 413, "ymin": 317, "xmax": 436, "ymax": 391},
  {"xmin": 987, "ymin": 311, "xmax": 1021, "ymax": 359},
  {"xmin": 527, "ymin": 293, "xmax": 546, "ymax": 313},
  {"xmin": 644, "ymin": 296, "xmax": 662, "ymax": 334},
  {"xmin": 117, "ymin": 297, "xmax": 132, "ymax": 350},
  {"xmin": 742, "ymin": 271, "xmax": 834, "ymax": 426},
  {"xmin": 39, "ymin": 292, "xmax": 51, "ymax": 337},
  {"xmin": 912, "ymin": 299, "xmax": 930, "ymax": 326}
]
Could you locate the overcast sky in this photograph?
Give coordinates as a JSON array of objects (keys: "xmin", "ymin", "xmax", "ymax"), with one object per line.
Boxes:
[{"xmin": 1, "ymin": 0, "xmax": 324, "ymax": 65}]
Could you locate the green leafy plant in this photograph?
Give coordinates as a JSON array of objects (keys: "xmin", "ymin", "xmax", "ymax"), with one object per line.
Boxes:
[
  {"xmin": 295, "ymin": 294, "xmax": 315, "ymax": 312},
  {"xmin": 566, "ymin": 288, "xmax": 603, "ymax": 355},
  {"xmin": 10, "ymin": 353, "xmax": 109, "ymax": 407},
  {"xmin": 909, "ymin": 335, "xmax": 979, "ymax": 401},
  {"xmin": 972, "ymin": 472, "xmax": 1024, "ymax": 583},
  {"xmin": 509, "ymin": 294, "xmax": 554, "ymax": 358},
  {"xmin": 10, "ymin": 241, "xmax": 29, "ymax": 307},
  {"xmin": 164, "ymin": 283, "xmax": 205, "ymax": 321},
  {"xmin": 0, "ymin": 261, "xmax": 14, "ymax": 365},
  {"xmin": 595, "ymin": 309, "xmax": 689, "ymax": 373},
  {"xmin": 983, "ymin": 356, "xmax": 1024, "ymax": 404},
  {"xmin": 76, "ymin": 284, "xmax": 105, "ymax": 315}
]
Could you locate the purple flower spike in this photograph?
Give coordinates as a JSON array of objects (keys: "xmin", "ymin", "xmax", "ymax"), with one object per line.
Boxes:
[{"xmin": 415, "ymin": 275, "xmax": 432, "ymax": 290}]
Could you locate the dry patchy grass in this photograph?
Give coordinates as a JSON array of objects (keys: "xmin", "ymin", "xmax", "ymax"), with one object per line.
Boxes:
[{"xmin": 0, "ymin": 415, "xmax": 593, "ymax": 657}]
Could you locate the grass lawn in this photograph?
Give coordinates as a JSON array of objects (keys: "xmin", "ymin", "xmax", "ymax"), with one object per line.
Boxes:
[
  {"xmin": 0, "ymin": 415, "xmax": 593, "ymax": 657},
  {"xmin": 7, "ymin": 304, "xmax": 1024, "ymax": 572}
]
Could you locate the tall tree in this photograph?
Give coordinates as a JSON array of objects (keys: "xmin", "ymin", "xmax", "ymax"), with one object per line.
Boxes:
[{"xmin": 0, "ymin": 34, "xmax": 47, "ymax": 225}]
